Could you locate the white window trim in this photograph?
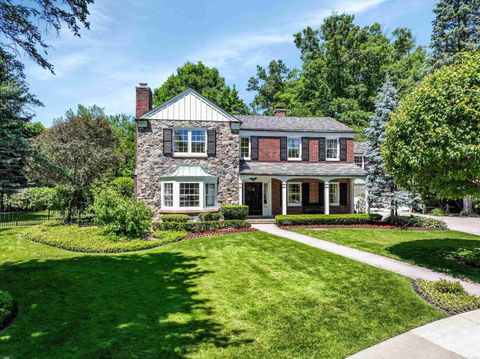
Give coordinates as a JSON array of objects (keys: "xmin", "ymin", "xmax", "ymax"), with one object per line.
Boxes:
[
  {"xmin": 240, "ymin": 136, "xmax": 251, "ymax": 160},
  {"xmin": 354, "ymin": 155, "xmax": 364, "ymax": 169},
  {"xmin": 173, "ymin": 129, "xmax": 208, "ymax": 157},
  {"xmin": 329, "ymin": 182, "xmax": 340, "ymax": 206},
  {"xmin": 287, "ymin": 182, "xmax": 302, "ymax": 206},
  {"xmin": 287, "ymin": 137, "xmax": 302, "ymax": 161},
  {"xmin": 161, "ymin": 180, "xmax": 217, "ymax": 210},
  {"xmin": 326, "ymin": 139, "xmax": 340, "ymax": 161}
]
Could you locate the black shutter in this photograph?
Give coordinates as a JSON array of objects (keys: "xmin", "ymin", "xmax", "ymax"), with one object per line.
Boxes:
[
  {"xmin": 302, "ymin": 183, "xmax": 310, "ymax": 205},
  {"xmin": 340, "ymin": 138, "xmax": 347, "ymax": 161},
  {"xmin": 318, "ymin": 138, "xmax": 326, "ymax": 161},
  {"xmin": 251, "ymin": 136, "xmax": 259, "ymax": 160},
  {"xmin": 280, "ymin": 137, "xmax": 287, "ymax": 161},
  {"xmin": 163, "ymin": 129, "xmax": 172, "ymax": 156},
  {"xmin": 302, "ymin": 137, "xmax": 309, "ymax": 161},
  {"xmin": 340, "ymin": 183, "xmax": 348, "ymax": 206},
  {"xmin": 207, "ymin": 130, "xmax": 216, "ymax": 157},
  {"xmin": 318, "ymin": 182, "xmax": 324, "ymax": 205}
]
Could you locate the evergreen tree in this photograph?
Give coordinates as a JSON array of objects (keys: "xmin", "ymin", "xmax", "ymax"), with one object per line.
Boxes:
[
  {"xmin": 430, "ymin": 0, "xmax": 480, "ymax": 66},
  {"xmin": 365, "ymin": 76, "xmax": 410, "ymax": 216}
]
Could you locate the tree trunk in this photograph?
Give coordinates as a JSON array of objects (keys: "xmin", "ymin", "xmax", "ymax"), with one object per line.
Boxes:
[{"xmin": 463, "ymin": 195, "xmax": 474, "ymax": 214}]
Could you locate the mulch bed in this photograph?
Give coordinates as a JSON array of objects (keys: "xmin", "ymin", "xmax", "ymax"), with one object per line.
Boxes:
[
  {"xmin": 0, "ymin": 299, "xmax": 18, "ymax": 332},
  {"xmin": 184, "ymin": 227, "xmax": 258, "ymax": 239},
  {"xmin": 279, "ymin": 224, "xmax": 443, "ymax": 230}
]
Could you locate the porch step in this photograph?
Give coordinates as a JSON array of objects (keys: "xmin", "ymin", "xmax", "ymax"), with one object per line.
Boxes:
[{"xmin": 247, "ymin": 218, "xmax": 276, "ymax": 224}]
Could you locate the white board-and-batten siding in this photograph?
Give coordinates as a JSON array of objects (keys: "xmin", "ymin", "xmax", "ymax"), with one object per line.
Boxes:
[{"xmin": 142, "ymin": 90, "xmax": 238, "ymax": 123}]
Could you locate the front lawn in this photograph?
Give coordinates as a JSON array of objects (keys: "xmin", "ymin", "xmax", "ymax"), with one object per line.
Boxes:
[
  {"xmin": 292, "ymin": 228, "xmax": 480, "ymax": 282},
  {"xmin": 0, "ymin": 227, "xmax": 443, "ymax": 358}
]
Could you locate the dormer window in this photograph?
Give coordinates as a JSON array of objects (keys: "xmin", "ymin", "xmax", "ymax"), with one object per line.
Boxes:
[
  {"xmin": 326, "ymin": 139, "xmax": 339, "ymax": 161},
  {"xmin": 287, "ymin": 138, "xmax": 301, "ymax": 160},
  {"xmin": 173, "ymin": 129, "xmax": 207, "ymax": 157}
]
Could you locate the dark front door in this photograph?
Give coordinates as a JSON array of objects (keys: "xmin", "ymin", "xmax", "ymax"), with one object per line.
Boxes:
[
  {"xmin": 302, "ymin": 183, "xmax": 310, "ymax": 206},
  {"xmin": 245, "ymin": 182, "xmax": 263, "ymax": 215}
]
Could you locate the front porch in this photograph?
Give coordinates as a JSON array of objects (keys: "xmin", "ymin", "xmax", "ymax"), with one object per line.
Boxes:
[{"xmin": 239, "ymin": 176, "xmax": 359, "ymax": 217}]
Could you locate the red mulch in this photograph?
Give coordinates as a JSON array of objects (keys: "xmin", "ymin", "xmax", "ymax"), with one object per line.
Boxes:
[
  {"xmin": 184, "ymin": 227, "xmax": 258, "ymax": 239},
  {"xmin": 279, "ymin": 224, "xmax": 442, "ymax": 230}
]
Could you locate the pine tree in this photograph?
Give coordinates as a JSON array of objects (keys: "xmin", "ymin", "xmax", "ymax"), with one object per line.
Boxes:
[
  {"xmin": 430, "ymin": 0, "xmax": 480, "ymax": 65},
  {"xmin": 365, "ymin": 76, "xmax": 410, "ymax": 216}
]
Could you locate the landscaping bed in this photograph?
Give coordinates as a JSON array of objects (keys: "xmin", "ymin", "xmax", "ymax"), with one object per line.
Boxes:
[
  {"xmin": 413, "ymin": 279, "xmax": 480, "ymax": 315},
  {"xmin": 0, "ymin": 289, "xmax": 16, "ymax": 331},
  {"xmin": 184, "ymin": 227, "xmax": 257, "ymax": 239},
  {"xmin": 279, "ymin": 224, "xmax": 443, "ymax": 230},
  {"xmin": 153, "ymin": 219, "xmax": 251, "ymax": 232},
  {"xmin": 22, "ymin": 224, "xmax": 186, "ymax": 253}
]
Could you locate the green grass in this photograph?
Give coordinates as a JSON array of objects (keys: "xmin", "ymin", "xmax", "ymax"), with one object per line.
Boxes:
[
  {"xmin": 0, "ymin": 227, "xmax": 443, "ymax": 358},
  {"xmin": 292, "ymin": 228, "xmax": 480, "ymax": 282},
  {"xmin": 22, "ymin": 224, "xmax": 186, "ymax": 253}
]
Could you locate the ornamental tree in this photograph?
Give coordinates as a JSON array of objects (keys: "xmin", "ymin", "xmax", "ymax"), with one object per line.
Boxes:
[
  {"xmin": 365, "ymin": 76, "xmax": 411, "ymax": 216},
  {"xmin": 383, "ymin": 52, "xmax": 480, "ymax": 200}
]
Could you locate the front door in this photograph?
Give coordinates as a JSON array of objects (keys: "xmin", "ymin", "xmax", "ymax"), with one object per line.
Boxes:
[{"xmin": 245, "ymin": 182, "xmax": 263, "ymax": 215}]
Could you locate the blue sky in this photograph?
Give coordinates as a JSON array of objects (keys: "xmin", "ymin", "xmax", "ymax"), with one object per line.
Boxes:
[{"xmin": 23, "ymin": 0, "xmax": 437, "ymax": 127}]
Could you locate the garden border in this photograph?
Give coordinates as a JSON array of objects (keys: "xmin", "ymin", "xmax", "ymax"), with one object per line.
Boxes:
[
  {"xmin": 184, "ymin": 227, "xmax": 258, "ymax": 239},
  {"xmin": 279, "ymin": 224, "xmax": 447, "ymax": 230}
]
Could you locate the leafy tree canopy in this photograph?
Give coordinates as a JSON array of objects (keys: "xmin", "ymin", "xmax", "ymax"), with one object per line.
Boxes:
[
  {"xmin": 153, "ymin": 62, "xmax": 249, "ymax": 115},
  {"xmin": 383, "ymin": 52, "xmax": 480, "ymax": 199},
  {"xmin": 0, "ymin": 0, "xmax": 93, "ymax": 72}
]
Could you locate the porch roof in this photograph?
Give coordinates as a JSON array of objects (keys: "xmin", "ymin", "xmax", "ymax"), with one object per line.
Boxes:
[{"xmin": 239, "ymin": 161, "xmax": 367, "ymax": 177}]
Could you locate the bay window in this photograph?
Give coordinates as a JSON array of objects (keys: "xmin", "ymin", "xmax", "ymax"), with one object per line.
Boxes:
[
  {"xmin": 173, "ymin": 129, "xmax": 207, "ymax": 156},
  {"xmin": 163, "ymin": 182, "xmax": 174, "ymax": 207},
  {"xmin": 161, "ymin": 181, "xmax": 217, "ymax": 210},
  {"xmin": 287, "ymin": 138, "xmax": 301, "ymax": 160},
  {"xmin": 288, "ymin": 183, "xmax": 302, "ymax": 205},
  {"xmin": 205, "ymin": 183, "xmax": 216, "ymax": 207},
  {"xmin": 329, "ymin": 183, "xmax": 339, "ymax": 205},
  {"xmin": 179, "ymin": 183, "xmax": 200, "ymax": 207},
  {"xmin": 326, "ymin": 139, "xmax": 339, "ymax": 160}
]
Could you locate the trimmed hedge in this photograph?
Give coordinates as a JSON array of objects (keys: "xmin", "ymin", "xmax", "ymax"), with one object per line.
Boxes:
[
  {"xmin": 199, "ymin": 212, "xmax": 221, "ymax": 221},
  {"xmin": 414, "ymin": 279, "xmax": 480, "ymax": 314},
  {"xmin": 153, "ymin": 220, "xmax": 251, "ymax": 233},
  {"xmin": 275, "ymin": 213, "xmax": 382, "ymax": 226},
  {"xmin": 160, "ymin": 214, "xmax": 190, "ymax": 222},
  {"xmin": 387, "ymin": 215, "xmax": 448, "ymax": 229},
  {"xmin": 0, "ymin": 290, "xmax": 15, "ymax": 330},
  {"xmin": 220, "ymin": 205, "xmax": 249, "ymax": 220}
]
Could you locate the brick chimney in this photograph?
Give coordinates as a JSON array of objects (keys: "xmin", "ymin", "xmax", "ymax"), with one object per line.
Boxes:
[
  {"xmin": 273, "ymin": 108, "xmax": 286, "ymax": 117},
  {"xmin": 136, "ymin": 83, "xmax": 152, "ymax": 119}
]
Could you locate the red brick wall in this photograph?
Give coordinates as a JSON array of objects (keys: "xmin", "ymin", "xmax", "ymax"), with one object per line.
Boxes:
[
  {"xmin": 259, "ymin": 138, "xmax": 280, "ymax": 161},
  {"xmin": 347, "ymin": 139, "xmax": 354, "ymax": 163},
  {"xmin": 309, "ymin": 139, "xmax": 318, "ymax": 162}
]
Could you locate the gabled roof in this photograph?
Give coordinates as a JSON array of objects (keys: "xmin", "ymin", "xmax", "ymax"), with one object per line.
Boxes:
[
  {"xmin": 236, "ymin": 115, "xmax": 354, "ymax": 133},
  {"xmin": 140, "ymin": 88, "xmax": 240, "ymax": 123},
  {"xmin": 162, "ymin": 165, "xmax": 216, "ymax": 178}
]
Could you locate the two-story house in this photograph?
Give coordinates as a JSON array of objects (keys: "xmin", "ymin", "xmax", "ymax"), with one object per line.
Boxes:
[{"xmin": 135, "ymin": 84, "xmax": 367, "ymax": 218}]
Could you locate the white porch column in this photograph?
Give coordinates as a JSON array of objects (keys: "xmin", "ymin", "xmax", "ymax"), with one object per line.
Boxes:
[
  {"xmin": 281, "ymin": 180, "xmax": 287, "ymax": 215},
  {"xmin": 238, "ymin": 178, "xmax": 243, "ymax": 205},
  {"xmin": 365, "ymin": 186, "xmax": 370, "ymax": 214},
  {"xmin": 350, "ymin": 179, "xmax": 355, "ymax": 213},
  {"xmin": 324, "ymin": 181, "xmax": 330, "ymax": 215}
]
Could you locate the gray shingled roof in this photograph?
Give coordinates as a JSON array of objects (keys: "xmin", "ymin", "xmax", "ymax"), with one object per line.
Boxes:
[
  {"xmin": 236, "ymin": 115, "xmax": 353, "ymax": 132},
  {"xmin": 240, "ymin": 161, "xmax": 367, "ymax": 177},
  {"xmin": 354, "ymin": 142, "xmax": 368, "ymax": 155}
]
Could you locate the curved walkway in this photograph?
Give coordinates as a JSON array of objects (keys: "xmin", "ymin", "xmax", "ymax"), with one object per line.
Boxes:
[
  {"xmin": 252, "ymin": 224, "xmax": 480, "ymax": 296},
  {"xmin": 348, "ymin": 309, "xmax": 480, "ymax": 359}
]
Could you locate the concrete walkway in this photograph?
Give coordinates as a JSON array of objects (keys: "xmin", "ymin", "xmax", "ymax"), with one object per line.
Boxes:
[
  {"xmin": 421, "ymin": 214, "xmax": 480, "ymax": 236},
  {"xmin": 252, "ymin": 224, "xmax": 480, "ymax": 296},
  {"xmin": 348, "ymin": 309, "xmax": 480, "ymax": 359}
]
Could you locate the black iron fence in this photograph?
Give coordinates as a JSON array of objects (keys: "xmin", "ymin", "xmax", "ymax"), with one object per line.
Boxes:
[{"xmin": 0, "ymin": 210, "xmax": 63, "ymax": 227}]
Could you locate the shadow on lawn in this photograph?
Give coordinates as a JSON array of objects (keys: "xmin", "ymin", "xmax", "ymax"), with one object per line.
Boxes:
[
  {"xmin": 0, "ymin": 251, "xmax": 252, "ymax": 358},
  {"xmin": 388, "ymin": 238, "xmax": 480, "ymax": 282}
]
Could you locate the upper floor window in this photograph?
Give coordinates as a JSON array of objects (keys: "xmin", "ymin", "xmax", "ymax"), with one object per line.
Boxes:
[
  {"xmin": 287, "ymin": 138, "xmax": 301, "ymax": 160},
  {"xmin": 174, "ymin": 129, "xmax": 207, "ymax": 156},
  {"xmin": 240, "ymin": 137, "xmax": 250, "ymax": 159},
  {"xmin": 354, "ymin": 155, "xmax": 364, "ymax": 168},
  {"xmin": 326, "ymin": 139, "xmax": 339, "ymax": 160}
]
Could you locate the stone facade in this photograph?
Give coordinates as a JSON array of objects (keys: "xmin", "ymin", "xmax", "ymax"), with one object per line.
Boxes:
[{"xmin": 136, "ymin": 119, "xmax": 240, "ymax": 218}]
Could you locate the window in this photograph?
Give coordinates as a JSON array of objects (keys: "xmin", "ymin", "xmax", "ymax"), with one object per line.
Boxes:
[
  {"xmin": 173, "ymin": 129, "xmax": 207, "ymax": 155},
  {"xmin": 205, "ymin": 183, "xmax": 216, "ymax": 207},
  {"xmin": 354, "ymin": 155, "xmax": 364, "ymax": 168},
  {"xmin": 287, "ymin": 138, "xmax": 301, "ymax": 160},
  {"xmin": 240, "ymin": 137, "xmax": 250, "ymax": 159},
  {"xmin": 179, "ymin": 183, "xmax": 200, "ymax": 207},
  {"xmin": 288, "ymin": 183, "xmax": 302, "ymax": 205},
  {"xmin": 326, "ymin": 139, "xmax": 339, "ymax": 160},
  {"xmin": 163, "ymin": 183, "xmax": 173, "ymax": 207},
  {"xmin": 329, "ymin": 183, "xmax": 339, "ymax": 205}
]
